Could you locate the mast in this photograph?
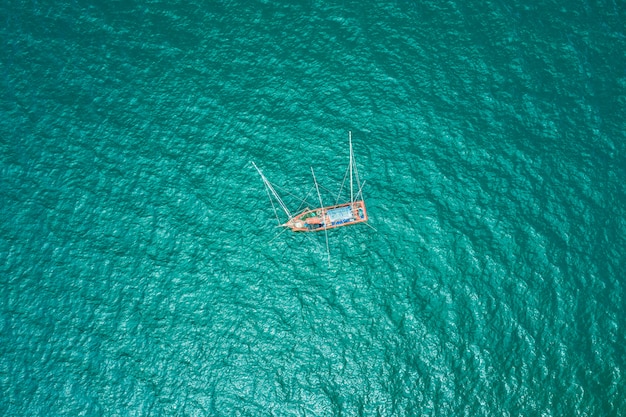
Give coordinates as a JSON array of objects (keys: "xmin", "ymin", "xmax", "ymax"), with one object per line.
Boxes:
[
  {"xmin": 252, "ymin": 161, "xmax": 293, "ymax": 220},
  {"xmin": 349, "ymin": 131, "xmax": 354, "ymax": 203},
  {"xmin": 311, "ymin": 167, "xmax": 331, "ymax": 267}
]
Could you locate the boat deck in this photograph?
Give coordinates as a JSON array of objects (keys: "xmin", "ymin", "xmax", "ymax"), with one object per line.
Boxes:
[{"xmin": 286, "ymin": 201, "xmax": 367, "ymax": 232}]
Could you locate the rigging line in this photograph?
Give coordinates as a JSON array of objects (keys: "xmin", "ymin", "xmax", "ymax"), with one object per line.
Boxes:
[
  {"xmin": 305, "ymin": 180, "xmax": 343, "ymax": 204},
  {"xmin": 264, "ymin": 180, "xmax": 281, "ymax": 224},
  {"xmin": 252, "ymin": 161, "xmax": 281, "ymax": 224},
  {"xmin": 273, "ymin": 182, "xmax": 313, "ymax": 204},
  {"xmin": 268, "ymin": 226, "xmax": 289, "ymax": 244},
  {"xmin": 349, "ymin": 134, "xmax": 363, "ymax": 196},
  {"xmin": 253, "ymin": 162, "xmax": 321, "ymax": 221},
  {"xmin": 364, "ymin": 221, "xmax": 378, "ymax": 232},
  {"xmin": 295, "ymin": 186, "xmax": 316, "ymax": 213},
  {"xmin": 317, "ymin": 182, "xmax": 339, "ymax": 198},
  {"xmin": 273, "ymin": 182, "xmax": 316, "ymax": 212},
  {"xmin": 353, "ymin": 162, "xmax": 362, "ymax": 197},
  {"xmin": 335, "ymin": 164, "xmax": 350, "ymax": 205},
  {"xmin": 349, "ymin": 131, "xmax": 354, "ymax": 203},
  {"xmin": 265, "ymin": 178, "xmax": 292, "ymax": 219},
  {"xmin": 354, "ymin": 180, "xmax": 367, "ymax": 201},
  {"xmin": 311, "ymin": 166, "xmax": 331, "ymax": 268},
  {"xmin": 252, "ymin": 162, "xmax": 292, "ymax": 219}
]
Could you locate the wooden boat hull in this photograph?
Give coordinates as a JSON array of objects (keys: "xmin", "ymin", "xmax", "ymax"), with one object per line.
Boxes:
[{"xmin": 283, "ymin": 200, "xmax": 367, "ymax": 232}]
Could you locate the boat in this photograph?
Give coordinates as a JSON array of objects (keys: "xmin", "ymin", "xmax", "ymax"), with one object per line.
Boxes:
[
  {"xmin": 282, "ymin": 200, "xmax": 368, "ymax": 232},
  {"xmin": 252, "ymin": 131, "xmax": 369, "ymax": 235}
]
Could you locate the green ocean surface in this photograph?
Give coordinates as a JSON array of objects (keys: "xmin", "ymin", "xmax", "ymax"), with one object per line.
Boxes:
[{"xmin": 1, "ymin": 0, "xmax": 625, "ymax": 415}]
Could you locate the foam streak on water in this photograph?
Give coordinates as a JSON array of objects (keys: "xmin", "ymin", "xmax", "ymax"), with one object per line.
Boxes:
[{"xmin": 1, "ymin": 1, "xmax": 625, "ymax": 416}]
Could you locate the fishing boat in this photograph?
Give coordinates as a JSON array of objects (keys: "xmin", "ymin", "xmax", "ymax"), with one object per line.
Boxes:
[{"xmin": 252, "ymin": 131, "xmax": 369, "ymax": 234}]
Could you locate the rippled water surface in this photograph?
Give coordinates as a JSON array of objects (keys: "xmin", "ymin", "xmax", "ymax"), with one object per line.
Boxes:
[{"xmin": 1, "ymin": 0, "xmax": 625, "ymax": 415}]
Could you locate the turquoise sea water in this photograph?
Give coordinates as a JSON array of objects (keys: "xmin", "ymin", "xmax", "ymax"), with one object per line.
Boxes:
[{"xmin": 2, "ymin": 0, "xmax": 625, "ymax": 415}]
